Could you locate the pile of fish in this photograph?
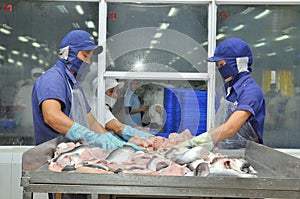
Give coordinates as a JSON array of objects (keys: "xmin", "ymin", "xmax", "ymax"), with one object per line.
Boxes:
[{"xmin": 48, "ymin": 130, "xmax": 257, "ymax": 177}]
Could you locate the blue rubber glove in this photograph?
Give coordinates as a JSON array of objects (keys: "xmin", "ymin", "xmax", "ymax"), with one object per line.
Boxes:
[
  {"xmin": 121, "ymin": 125, "xmax": 153, "ymax": 141},
  {"xmin": 65, "ymin": 122, "xmax": 142, "ymax": 151},
  {"xmin": 179, "ymin": 132, "xmax": 214, "ymax": 150}
]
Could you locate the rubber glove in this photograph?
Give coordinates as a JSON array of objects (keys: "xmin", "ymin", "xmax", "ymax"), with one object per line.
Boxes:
[
  {"xmin": 111, "ymin": 133, "xmax": 143, "ymax": 151},
  {"xmin": 121, "ymin": 125, "xmax": 153, "ymax": 141},
  {"xmin": 179, "ymin": 132, "xmax": 214, "ymax": 150},
  {"xmin": 65, "ymin": 122, "xmax": 142, "ymax": 151}
]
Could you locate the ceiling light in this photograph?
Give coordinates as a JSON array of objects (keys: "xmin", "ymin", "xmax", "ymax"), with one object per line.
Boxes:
[
  {"xmin": 31, "ymin": 54, "xmax": 37, "ymax": 60},
  {"xmin": 72, "ymin": 23, "xmax": 80, "ymax": 29},
  {"xmin": 75, "ymin": 5, "xmax": 84, "ymax": 15},
  {"xmin": 160, "ymin": 23, "xmax": 169, "ymax": 29},
  {"xmin": 11, "ymin": 50, "xmax": 20, "ymax": 55},
  {"xmin": 85, "ymin": 20, "xmax": 95, "ymax": 29},
  {"xmin": 241, "ymin": 7, "xmax": 254, "ymax": 15},
  {"xmin": 275, "ymin": 35, "xmax": 289, "ymax": 41},
  {"xmin": 56, "ymin": 5, "xmax": 68, "ymax": 13},
  {"xmin": 22, "ymin": 53, "xmax": 29, "ymax": 57},
  {"xmin": 254, "ymin": 42, "xmax": 266, "ymax": 48},
  {"xmin": 153, "ymin": 32, "xmax": 162, "ymax": 39},
  {"xmin": 150, "ymin": 40, "xmax": 159, "ymax": 44},
  {"xmin": 216, "ymin": 34, "xmax": 225, "ymax": 40},
  {"xmin": 16, "ymin": 61, "xmax": 23, "ymax": 66},
  {"xmin": 32, "ymin": 42, "xmax": 41, "ymax": 48},
  {"xmin": 168, "ymin": 8, "xmax": 179, "ymax": 17},
  {"xmin": 8, "ymin": 58, "xmax": 14, "ymax": 63},
  {"xmin": 0, "ymin": 28, "xmax": 11, "ymax": 35},
  {"xmin": 267, "ymin": 52, "xmax": 276, "ymax": 56},
  {"xmin": 92, "ymin": 31, "xmax": 98, "ymax": 37},
  {"xmin": 232, "ymin": 24, "xmax": 244, "ymax": 31},
  {"xmin": 0, "ymin": 55, "xmax": 4, "ymax": 59},
  {"xmin": 18, "ymin": 36, "xmax": 29, "ymax": 42},
  {"xmin": 254, "ymin": 9, "xmax": 270, "ymax": 19},
  {"xmin": 0, "ymin": 45, "xmax": 6, "ymax": 51}
]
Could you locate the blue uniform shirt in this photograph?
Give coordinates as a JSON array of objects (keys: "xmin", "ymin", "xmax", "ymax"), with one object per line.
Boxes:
[
  {"xmin": 32, "ymin": 60, "xmax": 91, "ymax": 145},
  {"xmin": 225, "ymin": 74, "xmax": 265, "ymax": 143}
]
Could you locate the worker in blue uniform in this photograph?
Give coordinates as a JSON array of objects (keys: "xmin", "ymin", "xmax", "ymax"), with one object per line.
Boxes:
[
  {"xmin": 180, "ymin": 38, "xmax": 265, "ymax": 149},
  {"xmin": 32, "ymin": 30, "xmax": 142, "ymax": 152}
]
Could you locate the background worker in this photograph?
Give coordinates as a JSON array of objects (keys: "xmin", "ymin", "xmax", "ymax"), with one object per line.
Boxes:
[
  {"xmin": 93, "ymin": 77, "xmax": 153, "ymax": 140},
  {"xmin": 180, "ymin": 38, "xmax": 265, "ymax": 150},
  {"xmin": 124, "ymin": 79, "xmax": 149, "ymax": 127},
  {"xmin": 14, "ymin": 67, "xmax": 44, "ymax": 127}
]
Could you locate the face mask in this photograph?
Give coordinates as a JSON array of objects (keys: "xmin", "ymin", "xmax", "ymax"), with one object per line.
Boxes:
[
  {"xmin": 105, "ymin": 95, "xmax": 117, "ymax": 108},
  {"xmin": 218, "ymin": 58, "xmax": 238, "ymax": 80}
]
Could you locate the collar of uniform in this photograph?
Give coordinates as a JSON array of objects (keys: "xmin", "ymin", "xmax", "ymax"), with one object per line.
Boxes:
[
  {"xmin": 65, "ymin": 66, "xmax": 77, "ymax": 86},
  {"xmin": 232, "ymin": 72, "xmax": 250, "ymax": 92}
]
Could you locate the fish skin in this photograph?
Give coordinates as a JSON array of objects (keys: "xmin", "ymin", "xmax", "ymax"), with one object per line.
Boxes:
[
  {"xmin": 83, "ymin": 163, "xmax": 109, "ymax": 171},
  {"xmin": 194, "ymin": 162, "xmax": 210, "ymax": 177},
  {"xmin": 50, "ymin": 145, "xmax": 93, "ymax": 163},
  {"xmin": 106, "ymin": 146, "xmax": 136, "ymax": 163},
  {"xmin": 62, "ymin": 165, "xmax": 76, "ymax": 171},
  {"xmin": 146, "ymin": 156, "xmax": 170, "ymax": 171},
  {"xmin": 171, "ymin": 146, "xmax": 210, "ymax": 164}
]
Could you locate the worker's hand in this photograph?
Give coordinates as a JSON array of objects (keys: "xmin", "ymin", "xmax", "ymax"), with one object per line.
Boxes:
[
  {"xmin": 121, "ymin": 125, "xmax": 153, "ymax": 141},
  {"xmin": 65, "ymin": 122, "xmax": 142, "ymax": 151},
  {"xmin": 107, "ymin": 133, "xmax": 143, "ymax": 151},
  {"xmin": 178, "ymin": 132, "xmax": 214, "ymax": 150}
]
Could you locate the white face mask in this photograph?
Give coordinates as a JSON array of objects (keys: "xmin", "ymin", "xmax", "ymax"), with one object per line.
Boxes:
[{"xmin": 105, "ymin": 95, "xmax": 117, "ymax": 108}]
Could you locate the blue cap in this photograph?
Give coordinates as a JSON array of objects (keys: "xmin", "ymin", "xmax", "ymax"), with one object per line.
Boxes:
[
  {"xmin": 60, "ymin": 30, "xmax": 103, "ymax": 55},
  {"xmin": 206, "ymin": 38, "xmax": 253, "ymax": 65}
]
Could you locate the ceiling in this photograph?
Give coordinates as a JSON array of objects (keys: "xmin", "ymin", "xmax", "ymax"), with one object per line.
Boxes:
[{"xmin": 0, "ymin": 2, "xmax": 300, "ymax": 84}]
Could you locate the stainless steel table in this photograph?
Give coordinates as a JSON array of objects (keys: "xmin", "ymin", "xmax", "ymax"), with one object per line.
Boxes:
[{"xmin": 21, "ymin": 137, "xmax": 300, "ymax": 199}]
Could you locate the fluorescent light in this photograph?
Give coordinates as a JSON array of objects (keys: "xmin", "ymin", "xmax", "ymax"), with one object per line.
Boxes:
[
  {"xmin": 31, "ymin": 54, "xmax": 37, "ymax": 60},
  {"xmin": 39, "ymin": 59, "xmax": 44, "ymax": 64},
  {"xmin": 216, "ymin": 34, "xmax": 225, "ymax": 40},
  {"xmin": 11, "ymin": 50, "xmax": 20, "ymax": 55},
  {"xmin": 168, "ymin": 8, "xmax": 179, "ymax": 17},
  {"xmin": 275, "ymin": 35, "xmax": 289, "ymax": 41},
  {"xmin": 160, "ymin": 23, "xmax": 169, "ymax": 29},
  {"xmin": 153, "ymin": 32, "xmax": 162, "ymax": 39},
  {"xmin": 22, "ymin": 53, "xmax": 29, "ymax": 57},
  {"xmin": 267, "ymin": 52, "xmax": 276, "ymax": 56},
  {"xmin": 18, "ymin": 36, "xmax": 29, "ymax": 42},
  {"xmin": 0, "ymin": 28, "xmax": 11, "ymax": 35},
  {"xmin": 16, "ymin": 61, "xmax": 23, "ymax": 66},
  {"xmin": 254, "ymin": 42, "xmax": 266, "ymax": 48},
  {"xmin": 150, "ymin": 40, "xmax": 159, "ymax": 44},
  {"xmin": 8, "ymin": 58, "xmax": 14, "ymax": 63},
  {"xmin": 0, "ymin": 55, "xmax": 4, "ymax": 59},
  {"xmin": 32, "ymin": 42, "xmax": 41, "ymax": 48},
  {"xmin": 241, "ymin": 7, "xmax": 254, "ymax": 15},
  {"xmin": 72, "ymin": 23, "xmax": 80, "ymax": 29},
  {"xmin": 254, "ymin": 9, "xmax": 270, "ymax": 19},
  {"xmin": 85, "ymin": 20, "xmax": 95, "ymax": 29},
  {"xmin": 0, "ymin": 45, "xmax": 6, "ymax": 51},
  {"xmin": 75, "ymin": 5, "xmax": 84, "ymax": 15},
  {"xmin": 56, "ymin": 5, "xmax": 68, "ymax": 13},
  {"xmin": 92, "ymin": 31, "xmax": 98, "ymax": 37},
  {"xmin": 232, "ymin": 24, "xmax": 244, "ymax": 31}
]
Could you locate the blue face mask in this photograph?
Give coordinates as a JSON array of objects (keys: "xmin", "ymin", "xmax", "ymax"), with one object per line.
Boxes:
[{"xmin": 218, "ymin": 58, "xmax": 238, "ymax": 80}]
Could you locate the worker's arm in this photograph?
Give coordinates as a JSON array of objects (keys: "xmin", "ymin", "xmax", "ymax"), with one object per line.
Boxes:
[
  {"xmin": 125, "ymin": 105, "xmax": 149, "ymax": 115},
  {"xmin": 210, "ymin": 110, "xmax": 251, "ymax": 142},
  {"xmin": 179, "ymin": 110, "xmax": 251, "ymax": 149},
  {"xmin": 41, "ymin": 99, "xmax": 74, "ymax": 134},
  {"xmin": 87, "ymin": 112, "xmax": 107, "ymax": 134},
  {"xmin": 105, "ymin": 119, "xmax": 127, "ymax": 135}
]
